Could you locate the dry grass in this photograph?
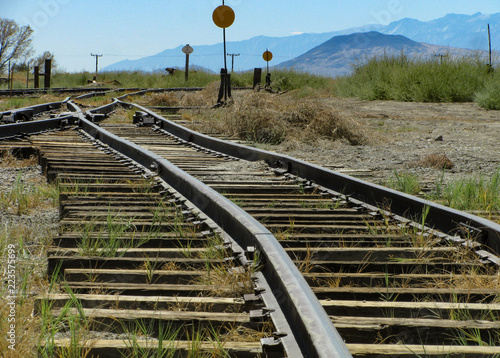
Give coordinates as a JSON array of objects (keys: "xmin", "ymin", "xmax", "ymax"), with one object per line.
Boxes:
[
  {"xmin": 0, "ymin": 222, "xmax": 56, "ymax": 357},
  {"xmin": 0, "ymin": 297, "xmax": 42, "ymax": 357},
  {"xmin": 411, "ymin": 152, "xmax": 455, "ymax": 170},
  {"xmin": 0, "ymin": 94, "xmax": 63, "ymax": 112},
  {"xmin": 0, "ymin": 154, "xmax": 58, "ymax": 357},
  {"xmin": 149, "ymin": 92, "xmax": 181, "ymax": 107},
  {"xmin": 197, "ymin": 263, "xmax": 255, "ymax": 298},
  {"xmin": 431, "ymin": 267, "xmax": 500, "ymax": 292},
  {"xmin": 188, "ymin": 91, "xmax": 369, "ymax": 145},
  {"xmin": 220, "ymin": 322, "xmax": 274, "ymax": 343},
  {"xmin": 0, "ymin": 173, "xmax": 58, "ymax": 215},
  {"xmin": 0, "ymin": 151, "xmax": 38, "ymax": 168},
  {"xmin": 180, "ymin": 81, "xmax": 220, "ymax": 107},
  {"xmin": 104, "ymin": 107, "xmax": 136, "ymax": 124}
]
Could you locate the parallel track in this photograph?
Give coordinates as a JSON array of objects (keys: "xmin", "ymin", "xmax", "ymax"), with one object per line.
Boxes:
[{"xmin": 1, "ymin": 90, "xmax": 500, "ymax": 357}]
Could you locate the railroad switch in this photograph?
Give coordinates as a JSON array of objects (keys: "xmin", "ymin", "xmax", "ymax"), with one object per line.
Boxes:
[
  {"xmin": 132, "ymin": 111, "xmax": 155, "ymax": 126},
  {"xmin": 85, "ymin": 113, "xmax": 106, "ymax": 122},
  {"xmin": 1, "ymin": 109, "xmax": 34, "ymax": 123}
]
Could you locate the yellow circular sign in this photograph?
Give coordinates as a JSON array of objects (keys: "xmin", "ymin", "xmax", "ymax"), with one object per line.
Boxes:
[
  {"xmin": 213, "ymin": 5, "xmax": 235, "ymax": 28},
  {"xmin": 263, "ymin": 51, "xmax": 273, "ymax": 62}
]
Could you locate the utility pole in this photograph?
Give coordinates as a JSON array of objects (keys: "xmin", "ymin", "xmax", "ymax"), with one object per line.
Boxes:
[
  {"xmin": 226, "ymin": 53, "xmax": 240, "ymax": 73},
  {"xmin": 91, "ymin": 53, "xmax": 103, "ymax": 79},
  {"xmin": 488, "ymin": 24, "xmax": 493, "ymax": 69},
  {"xmin": 434, "ymin": 53, "xmax": 448, "ymax": 64}
]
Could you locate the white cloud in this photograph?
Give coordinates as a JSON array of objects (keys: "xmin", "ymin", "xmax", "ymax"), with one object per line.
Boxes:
[{"xmin": 291, "ymin": 31, "xmax": 304, "ymax": 35}]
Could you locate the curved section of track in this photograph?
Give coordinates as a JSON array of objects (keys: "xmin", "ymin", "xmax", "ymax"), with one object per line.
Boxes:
[
  {"xmin": 92, "ymin": 98, "xmax": 500, "ymax": 357},
  {"xmin": 73, "ymin": 102, "xmax": 350, "ymax": 357},
  {"xmin": 2, "ymin": 91, "xmax": 500, "ymax": 357}
]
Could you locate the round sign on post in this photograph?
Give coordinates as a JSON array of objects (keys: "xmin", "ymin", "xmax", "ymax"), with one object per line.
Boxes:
[
  {"xmin": 182, "ymin": 44, "xmax": 194, "ymax": 55},
  {"xmin": 213, "ymin": 5, "xmax": 235, "ymax": 28},
  {"xmin": 213, "ymin": 3, "xmax": 235, "ymax": 105},
  {"xmin": 263, "ymin": 50, "xmax": 273, "ymax": 87},
  {"xmin": 182, "ymin": 44, "xmax": 194, "ymax": 81},
  {"xmin": 263, "ymin": 50, "xmax": 273, "ymax": 62}
]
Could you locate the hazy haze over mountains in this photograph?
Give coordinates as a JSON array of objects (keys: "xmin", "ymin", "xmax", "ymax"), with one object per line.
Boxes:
[{"xmin": 103, "ymin": 12, "xmax": 498, "ymax": 76}]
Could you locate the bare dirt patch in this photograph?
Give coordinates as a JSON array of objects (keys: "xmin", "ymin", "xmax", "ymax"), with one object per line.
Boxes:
[
  {"xmin": 182, "ymin": 90, "xmax": 499, "ymax": 189},
  {"xmin": 272, "ymin": 96, "xmax": 500, "ymax": 189}
]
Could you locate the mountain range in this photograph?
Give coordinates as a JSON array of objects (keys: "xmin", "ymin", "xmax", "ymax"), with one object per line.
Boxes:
[
  {"xmin": 103, "ymin": 12, "xmax": 498, "ymax": 77},
  {"xmin": 276, "ymin": 32, "xmax": 479, "ymax": 77}
]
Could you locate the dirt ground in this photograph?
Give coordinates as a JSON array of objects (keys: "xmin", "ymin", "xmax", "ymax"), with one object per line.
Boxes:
[{"xmin": 272, "ymin": 97, "xmax": 500, "ymax": 190}]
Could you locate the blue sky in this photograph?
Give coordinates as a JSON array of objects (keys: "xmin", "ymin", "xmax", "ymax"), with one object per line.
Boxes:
[{"xmin": 2, "ymin": 0, "xmax": 499, "ymax": 72}]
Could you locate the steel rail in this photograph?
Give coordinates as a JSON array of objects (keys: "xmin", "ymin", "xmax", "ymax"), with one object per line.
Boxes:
[
  {"xmin": 71, "ymin": 101, "xmax": 352, "ymax": 358},
  {"xmin": 0, "ymin": 97, "xmax": 70, "ymax": 122},
  {"xmin": 5, "ymin": 93, "xmax": 500, "ymax": 354},
  {"xmin": 115, "ymin": 99, "xmax": 500, "ymax": 255},
  {"xmin": 0, "ymin": 87, "xmax": 115, "ymax": 96},
  {"xmin": 113, "ymin": 87, "xmax": 252, "ymax": 102},
  {"xmin": 0, "ymin": 115, "xmax": 78, "ymax": 140},
  {"xmin": 0, "ymin": 98, "xmax": 80, "ymax": 139},
  {"xmin": 73, "ymin": 88, "xmax": 141, "ymax": 100},
  {"xmin": 0, "ymin": 86, "xmax": 252, "ymax": 97}
]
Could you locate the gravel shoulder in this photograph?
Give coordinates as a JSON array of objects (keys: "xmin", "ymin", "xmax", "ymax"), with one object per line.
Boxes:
[{"xmin": 275, "ymin": 97, "xmax": 500, "ymax": 188}]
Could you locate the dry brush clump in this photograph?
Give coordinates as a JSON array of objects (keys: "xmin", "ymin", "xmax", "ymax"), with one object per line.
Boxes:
[
  {"xmin": 149, "ymin": 92, "xmax": 181, "ymax": 107},
  {"xmin": 411, "ymin": 153, "xmax": 455, "ymax": 170},
  {"xmin": 180, "ymin": 81, "xmax": 220, "ymax": 107},
  {"xmin": 190, "ymin": 92, "xmax": 369, "ymax": 145}
]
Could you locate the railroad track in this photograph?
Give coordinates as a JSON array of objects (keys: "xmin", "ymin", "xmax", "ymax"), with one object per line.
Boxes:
[
  {"xmin": 33, "ymin": 130, "xmax": 280, "ymax": 357},
  {"xmin": 1, "ymin": 90, "xmax": 500, "ymax": 357}
]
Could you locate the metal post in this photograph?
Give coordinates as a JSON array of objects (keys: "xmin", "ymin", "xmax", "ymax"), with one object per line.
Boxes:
[
  {"xmin": 214, "ymin": 0, "xmax": 233, "ymax": 106},
  {"xmin": 226, "ymin": 72, "xmax": 231, "ymax": 99},
  {"xmin": 26, "ymin": 63, "xmax": 29, "ymax": 89},
  {"xmin": 34, "ymin": 66, "xmax": 39, "ymax": 89},
  {"xmin": 185, "ymin": 53, "xmax": 189, "ymax": 81},
  {"xmin": 265, "ymin": 72, "xmax": 271, "ymax": 89},
  {"xmin": 223, "ymin": 29, "xmax": 227, "ymax": 71},
  {"xmin": 253, "ymin": 68, "xmax": 262, "ymax": 89},
  {"xmin": 44, "ymin": 59, "xmax": 51, "ymax": 89}
]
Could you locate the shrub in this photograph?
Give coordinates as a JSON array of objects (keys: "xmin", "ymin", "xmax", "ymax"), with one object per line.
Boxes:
[
  {"xmin": 442, "ymin": 170, "xmax": 500, "ymax": 211},
  {"xmin": 336, "ymin": 53, "xmax": 493, "ymax": 104},
  {"xmin": 474, "ymin": 74, "xmax": 500, "ymax": 110},
  {"xmin": 190, "ymin": 92, "xmax": 368, "ymax": 145},
  {"xmin": 412, "ymin": 153, "xmax": 455, "ymax": 170}
]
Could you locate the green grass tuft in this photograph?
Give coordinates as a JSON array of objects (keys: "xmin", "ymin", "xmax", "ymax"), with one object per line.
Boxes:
[{"xmin": 336, "ymin": 53, "xmax": 499, "ymax": 109}]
